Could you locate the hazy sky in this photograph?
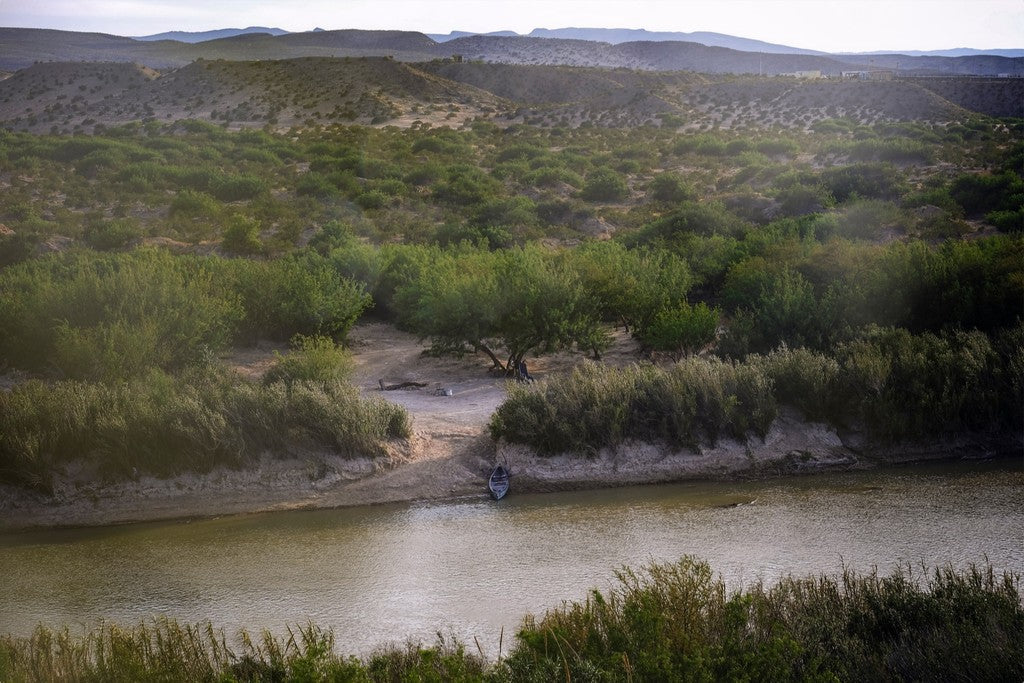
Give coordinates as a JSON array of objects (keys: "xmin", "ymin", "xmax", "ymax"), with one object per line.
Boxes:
[{"xmin": 1, "ymin": 0, "xmax": 1021, "ymax": 52}]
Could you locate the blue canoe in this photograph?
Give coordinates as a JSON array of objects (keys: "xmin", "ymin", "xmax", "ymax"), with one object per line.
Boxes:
[{"xmin": 489, "ymin": 464, "xmax": 510, "ymax": 500}]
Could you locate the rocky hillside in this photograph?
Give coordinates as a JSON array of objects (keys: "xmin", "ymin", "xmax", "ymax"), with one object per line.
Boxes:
[
  {"xmin": 0, "ymin": 56, "xmax": 1014, "ymax": 134},
  {"xmin": 0, "ymin": 58, "xmax": 506, "ymax": 133}
]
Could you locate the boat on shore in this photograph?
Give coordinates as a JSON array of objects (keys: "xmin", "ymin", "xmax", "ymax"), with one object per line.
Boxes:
[{"xmin": 489, "ymin": 464, "xmax": 510, "ymax": 500}]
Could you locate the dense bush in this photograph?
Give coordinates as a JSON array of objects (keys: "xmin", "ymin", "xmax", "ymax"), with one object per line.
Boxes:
[
  {"xmin": 502, "ymin": 558, "xmax": 1024, "ymax": 682},
  {"xmin": 0, "ymin": 249, "xmax": 242, "ymax": 380},
  {"xmin": 0, "ymin": 366, "xmax": 410, "ymax": 491},
  {"xmin": 0, "ymin": 250, "xmax": 372, "ymax": 380},
  {"xmin": 490, "ymin": 359, "xmax": 776, "ymax": 454},
  {"xmin": 581, "ymin": 167, "xmax": 629, "ymax": 202}
]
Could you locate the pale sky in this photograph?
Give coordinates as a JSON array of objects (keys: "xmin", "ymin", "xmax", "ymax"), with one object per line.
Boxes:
[{"xmin": 1, "ymin": 0, "xmax": 1021, "ymax": 52}]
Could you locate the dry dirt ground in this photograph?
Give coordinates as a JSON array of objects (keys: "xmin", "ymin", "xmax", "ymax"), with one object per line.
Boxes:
[{"xmin": 0, "ymin": 322, "xmax": 982, "ymax": 532}]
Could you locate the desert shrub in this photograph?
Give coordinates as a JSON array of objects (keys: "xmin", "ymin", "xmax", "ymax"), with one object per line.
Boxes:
[
  {"xmin": 82, "ymin": 218, "xmax": 140, "ymax": 250},
  {"xmin": 211, "ymin": 174, "xmax": 266, "ymax": 201},
  {"xmin": 295, "ymin": 172, "xmax": 338, "ymax": 198},
  {"xmin": 628, "ymin": 201, "xmax": 745, "ymax": 246},
  {"xmin": 755, "ymin": 138, "xmax": 799, "ymax": 157},
  {"xmin": 748, "ymin": 346, "xmax": 840, "ymax": 421},
  {"xmin": 225, "ymin": 252, "xmax": 372, "ymax": 342},
  {"xmin": 489, "ymin": 359, "xmax": 776, "ymax": 454},
  {"xmin": 647, "ymin": 172, "xmax": 694, "ymax": 203},
  {"xmin": 168, "ymin": 189, "xmax": 220, "ymax": 218},
  {"xmin": 432, "ymin": 165, "xmax": 501, "ymax": 206},
  {"xmin": 264, "ymin": 334, "xmax": 354, "ymax": 389},
  {"xmin": 835, "ymin": 326, "xmax": 1013, "ymax": 439},
  {"xmin": 950, "ymin": 171, "xmax": 1024, "ymax": 220},
  {"xmin": 820, "ymin": 163, "xmax": 906, "ymax": 202},
  {"xmin": 986, "ymin": 207, "xmax": 1023, "ymax": 232},
  {"xmin": 221, "ymin": 215, "xmax": 263, "ymax": 255},
  {"xmin": 836, "ymin": 199, "xmax": 904, "ymax": 239},
  {"xmin": 466, "ymin": 197, "xmax": 536, "ymax": 234},
  {"xmin": 355, "ymin": 190, "xmax": 389, "ymax": 210},
  {"xmin": 581, "ymin": 167, "xmax": 629, "ymax": 202},
  {"xmin": 570, "ymin": 241, "xmax": 693, "ymax": 333},
  {"xmin": 639, "ymin": 301, "xmax": 719, "ymax": 360},
  {"xmin": 774, "ymin": 183, "xmax": 833, "ymax": 217}
]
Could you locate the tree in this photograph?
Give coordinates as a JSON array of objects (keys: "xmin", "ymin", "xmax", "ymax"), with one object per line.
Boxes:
[{"xmin": 640, "ymin": 301, "xmax": 720, "ymax": 360}]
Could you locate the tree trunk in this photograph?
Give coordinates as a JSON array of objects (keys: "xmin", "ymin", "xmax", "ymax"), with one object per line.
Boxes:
[{"xmin": 476, "ymin": 343, "xmax": 506, "ymax": 371}]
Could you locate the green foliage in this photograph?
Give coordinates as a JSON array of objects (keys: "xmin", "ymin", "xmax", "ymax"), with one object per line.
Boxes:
[
  {"xmin": 0, "ymin": 365, "xmax": 409, "ymax": 490},
  {"xmin": 81, "ymin": 218, "xmax": 141, "ymax": 251},
  {"xmin": 628, "ymin": 201, "xmax": 745, "ymax": 247},
  {"xmin": 640, "ymin": 301, "xmax": 720, "ymax": 360},
  {"xmin": 647, "ymin": 172, "xmax": 694, "ymax": 203},
  {"xmin": 1, "ymin": 562, "xmax": 1018, "ymax": 682},
  {"xmin": 501, "ymin": 559, "xmax": 1024, "ymax": 683},
  {"xmin": 490, "ymin": 359, "xmax": 776, "ymax": 454},
  {"xmin": 264, "ymin": 334, "xmax": 354, "ymax": 388},
  {"xmin": 0, "ymin": 249, "xmax": 242, "ymax": 381},
  {"xmin": 581, "ymin": 167, "xmax": 629, "ymax": 202},
  {"xmin": 836, "ymin": 325, "xmax": 1016, "ymax": 439},
  {"xmin": 950, "ymin": 171, "xmax": 1024, "ymax": 224},
  {"xmin": 0, "ymin": 249, "xmax": 372, "ymax": 380},
  {"xmin": 394, "ymin": 245, "xmax": 606, "ymax": 369},
  {"xmin": 221, "ymin": 215, "xmax": 263, "ymax": 255}
]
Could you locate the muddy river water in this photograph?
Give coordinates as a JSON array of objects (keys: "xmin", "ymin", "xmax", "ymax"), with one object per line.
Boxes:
[{"xmin": 1, "ymin": 459, "xmax": 1021, "ymax": 655}]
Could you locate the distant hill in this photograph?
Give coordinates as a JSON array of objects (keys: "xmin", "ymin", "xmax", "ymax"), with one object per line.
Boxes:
[
  {"xmin": 0, "ymin": 27, "xmax": 1020, "ymax": 77},
  {"xmin": 4, "ymin": 56, "xmax": 1010, "ymax": 136},
  {"xmin": 427, "ymin": 30, "xmax": 519, "ymax": 42},
  {"xmin": 526, "ymin": 27, "xmax": 826, "ymax": 55},
  {"xmin": 134, "ymin": 27, "xmax": 289, "ymax": 42},
  {"xmin": 848, "ymin": 48, "xmax": 1024, "ymax": 59}
]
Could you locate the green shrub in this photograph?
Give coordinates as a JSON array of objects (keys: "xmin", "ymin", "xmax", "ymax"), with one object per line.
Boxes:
[
  {"xmin": 221, "ymin": 215, "xmax": 263, "ymax": 255},
  {"xmin": 0, "ymin": 366, "xmax": 409, "ymax": 490},
  {"xmin": 264, "ymin": 334, "xmax": 354, "ymax": 388},
  {"xmin": 0, "ymin": 250, "xmax": 242, "ymax": 381},
  {"xmin": 490, "ymin": 359, "xmax": 777, "ymax": 454},
  {"xmin": 581, "ymin": 167, "xmax": 629, "ymax": 202},
  {"xmin": 647, "ymin": 172, "xmax": 694, "ymax": 203},
  {"xmin": 211, "ymin": 174, "xmax": 266, "ymax": 201},
  {"xmin": 81, "ymin": 218, "xmax": 141, "ymax": 250},
  {"xmin": 501, "ymin": 559, "xmax": 1024, "ymax": 683}
]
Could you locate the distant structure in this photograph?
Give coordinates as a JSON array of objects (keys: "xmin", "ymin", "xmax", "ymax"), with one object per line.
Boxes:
[
  {"xmin": 782, "ymin": 70, "xmax": 822, "ymax": 79},
  {"xmin": 841, "ymin": 70, "xmax": 895, "ymax": 81}
]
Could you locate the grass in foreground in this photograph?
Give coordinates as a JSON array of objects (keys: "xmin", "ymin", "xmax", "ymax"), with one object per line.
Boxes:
[{"xmin": 0, "ymin": 559, "xmax": 1020, "ymax": 682}]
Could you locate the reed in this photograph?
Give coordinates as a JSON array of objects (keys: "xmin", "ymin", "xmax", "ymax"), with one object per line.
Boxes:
[
  {"xmin": 1, "ymin": 562, "xmax": 1018, "ymax": 682},
  {"xmin": 0, "ymin": 366, "xmax": 410, "ymax": 491}
]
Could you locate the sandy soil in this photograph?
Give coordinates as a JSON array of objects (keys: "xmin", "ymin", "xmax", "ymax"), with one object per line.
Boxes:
[{"xmin": 0, "ymin": 323, "xmax": 1011, "ymax": 532}]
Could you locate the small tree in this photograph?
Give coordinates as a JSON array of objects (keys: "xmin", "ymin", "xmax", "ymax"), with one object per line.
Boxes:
[{"xmin": 641, "ymin": 301, "xmax": 720, "ymax": 361}]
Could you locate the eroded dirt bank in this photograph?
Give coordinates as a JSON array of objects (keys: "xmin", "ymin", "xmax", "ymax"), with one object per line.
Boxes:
[{"xmin": 1, "ymin": 323, "xmax": 1017, "ymax": 532}]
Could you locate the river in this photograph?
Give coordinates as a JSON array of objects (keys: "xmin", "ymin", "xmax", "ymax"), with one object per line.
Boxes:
[{"xmin": 1, "ymin": 459, "xmax": 1021, "ymax": 656}]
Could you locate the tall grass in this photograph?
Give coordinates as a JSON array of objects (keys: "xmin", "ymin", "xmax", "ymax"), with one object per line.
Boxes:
[
  {"xmin": 489, "ymin": 359, "xmax": 776, "ymax": 454},
  {"xmin": 490, "ymin": 329, "xmax": 1022, "ymax": 455},
  {"xmin": 500, "ymin": 558, "xmax": 1024, "ymax": 682},
  {"xmin": 0, "ymin": 561, "xmax": 1018, "ymax": 682},
  {"xmin": 0, "ymin": 367, "xmax": 410, "ymax": 491}
]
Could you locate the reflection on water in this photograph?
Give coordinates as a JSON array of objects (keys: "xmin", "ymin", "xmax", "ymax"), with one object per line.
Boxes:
[{"xmin": 1, "ymin": 459, "xmax": 1021, "ymax": 655}]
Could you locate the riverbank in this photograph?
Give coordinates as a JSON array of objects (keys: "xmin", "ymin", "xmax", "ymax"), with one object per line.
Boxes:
[
  {"xmin": 1, "ymin": 322, "xmax": 1019, "ymax": 532},
  {"xmin": 1, "ymin": 410, "xmax": 1017, "ymax": 533}
]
